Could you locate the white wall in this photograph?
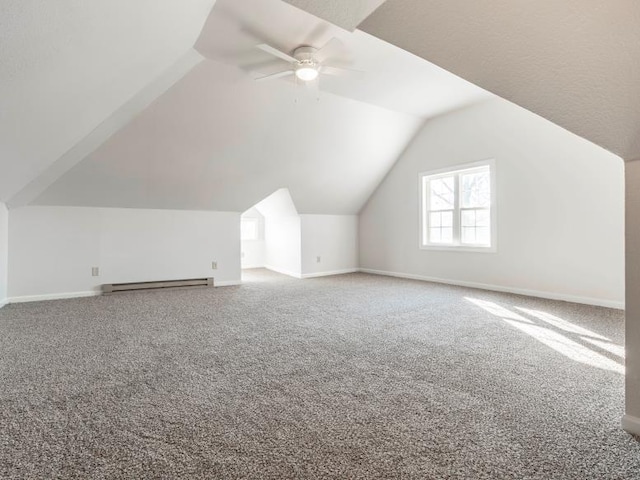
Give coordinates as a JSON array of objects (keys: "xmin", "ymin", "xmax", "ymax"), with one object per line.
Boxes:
[
  {"xmin": 241, "ymin": 207, "xmax": 265, "ymax": 269},
  {"xmin": 360, "ymin": 98, "xmax": 625, "ymax": 308},
  {"xmin": 8, "ymin": 206, "xmax": 240, "ymax": 300},
  {"xmin": 301, "ymin": 215, "xmax": 358, "ymax": 277},
  {"xmin": 264, "ymin": 215, "xmax": 302, "ymax": 278},
  {"xmin": 0, "ymin": 202, "xmax": 8, "ymax": 307}
]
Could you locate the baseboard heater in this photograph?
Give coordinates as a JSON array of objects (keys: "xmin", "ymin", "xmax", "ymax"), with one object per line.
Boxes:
[{"xmin": 103, "ymin": 277, "xmax": 214, "ymax": 294}]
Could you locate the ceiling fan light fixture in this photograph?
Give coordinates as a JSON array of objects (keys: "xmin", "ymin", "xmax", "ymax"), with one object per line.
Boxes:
[{"xmin": 295, "ymin": 63, "xmax": 319, "ymax": 82}]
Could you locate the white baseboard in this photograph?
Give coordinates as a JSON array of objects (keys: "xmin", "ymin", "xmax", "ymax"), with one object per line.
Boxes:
[
  {"xmin": 359, "ymin": 268, "xmax": 625, "ymax": 310},
  {"xmin": 301, "ymin": 268, "xmax": 359, "ymax": 279},
  {"xmin": 9, "ymin": 291, "xmax": 101, "ymax": 304},
  {"xmin": 241, "ymin": 265, "xmax": 265, "ymax": 270},
  {"xmin": 8, "ymin": 281, "xmax": 242, "ymax": 301},
  {"xmin": 622, "ymin": 415, "xmax": 640, "ymax": 436},
  {"xmin": 264, "ymin": 265, "xmax": 303, "ymax": 279},
  {"xmin": 5, "ymin": 269, "xmax": 622, "ymax": 310}
]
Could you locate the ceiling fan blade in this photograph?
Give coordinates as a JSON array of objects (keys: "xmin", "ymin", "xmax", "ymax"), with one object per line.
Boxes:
[
  {"xmin": 257, "ymin": 44, "xmax": 297, "ymax": 63},
  {"xmin": 255, "ymin": 70, "xmax": 294, "ymax": 82},
  {"xmin": 316, "ymin": 37, "xmax": 341, "ymax": 58},
  {"xmin": 321, "ymin": 65, "xmax": 364, "ymax": 78}
]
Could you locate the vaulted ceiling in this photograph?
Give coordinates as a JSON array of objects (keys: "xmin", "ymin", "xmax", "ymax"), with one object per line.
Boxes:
[
  {"xmin": 0, "ymin": 0, "xmax": 216, "ymax": 202},
  {"xmin": 2, "ymin": 0, "xmax": 490, "ymax": 214},
  {"xmin": 3, "ymin": 0, "xmax": 634, "ymax": 215},
  {"xmin": 357, "ymin": 0, "xmax": 640, "ymax": 161},
  {"xmin": 31, "ymin": 59, "xmax": 422, "ymax": 214}
]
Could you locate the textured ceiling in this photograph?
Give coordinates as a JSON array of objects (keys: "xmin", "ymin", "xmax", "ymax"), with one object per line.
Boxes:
[
  {"xmin": 358, "ymin": 0, "xmax": 640, "ymax": 160},
  {"xmin": 32, "ymin": 60, "xmax": 423, "ymax": 214},
  {"xmin": 0, "ymin": 0, "xmax": 216, "ymax": 202},
  {"xmin": 282, "ymin": 0, "xmax": 386, "ymax": 31}
]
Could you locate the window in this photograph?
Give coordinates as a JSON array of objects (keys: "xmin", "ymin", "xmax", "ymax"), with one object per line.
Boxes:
[
  {"xmin": 420, "ymin": 160, "xmax": 495, "ymax": 251},
  {"xmin": 241, "ymin": 218, "xmax": 259, "ymax": 241}
]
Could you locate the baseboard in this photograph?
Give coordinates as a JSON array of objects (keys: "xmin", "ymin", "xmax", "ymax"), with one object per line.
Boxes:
[
  {"xmin": 0, "ymin": 299, "xmax": 7, "ymax": 309},
  {"xmin": 301, "ymin": 268, "xmax": 359, "ymax": 279},
  {"xmin": 359, "ymin": 268, "xmax": 625, "ymax": 310},
  {"xmin": 241, "ymin": 265, "xmax": 265, "ymax": 270},
  {"xmin": 215, "ymin": 280, "xmax": 242, "ymax": 287},
  {"xmin": 622, "ymin": 415, "xmax": 640, "ymax": 436},
  {"xmin": 8, "ymin": 281, "xmax": 241, "ymax": 302},
  {"xmin": 264, "ymin": 265, "xmax": 303, "ymax": 279},
  {"xmin": 9, "ymin": 291, "xmax": 101, "ymax": 304}
]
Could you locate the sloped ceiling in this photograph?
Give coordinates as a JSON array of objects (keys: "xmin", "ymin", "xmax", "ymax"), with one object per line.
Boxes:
[
  {"xmin": 357, "ymin": 0, "xmax": 640, "ymax": 161},
  {"xmin": 22, "ymin": 0, "xmax": 491, "ymax": 214},
  {"xmin": 196, "ymin": 0, "xmax": 490, "ymax": 119},
  {"xmin": 0, "ymin": 0, "xmax": 217, "ymax": 202},
  {"xmin": 282, "ymin": 0, "xmax": 386, "ymax": 31},
  {"xmin": 32, "ymin": 60, "xmax": 422, "ymax": 214}
]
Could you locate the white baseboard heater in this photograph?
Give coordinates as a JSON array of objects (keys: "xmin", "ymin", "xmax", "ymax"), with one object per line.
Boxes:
[{"xmin": 103, "ymin": 277, "xmax": 214, "ymax": 294}]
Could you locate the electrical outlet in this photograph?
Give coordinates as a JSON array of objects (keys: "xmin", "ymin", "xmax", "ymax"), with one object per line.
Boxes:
[
  {"xmin": 91, "ymin": 267, "xmax": 100, "ymax": 277},
  {"xmin": 211, "ymin": 261, "xmax": 217, "ymax": 270},
  {"xmin": 316, "ymin": 256, "xmax": 321, "ymax": 263}
]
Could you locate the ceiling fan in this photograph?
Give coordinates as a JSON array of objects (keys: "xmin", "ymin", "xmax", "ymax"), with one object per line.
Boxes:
[{"xmin": 254, "ymin": 40, "xmax": 360, "ymax": 83}]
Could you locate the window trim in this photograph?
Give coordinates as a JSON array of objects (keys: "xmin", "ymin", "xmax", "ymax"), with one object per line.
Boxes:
[{"xmin": 418, "ymin": 159, "xmax": 497, "ymax": 253}]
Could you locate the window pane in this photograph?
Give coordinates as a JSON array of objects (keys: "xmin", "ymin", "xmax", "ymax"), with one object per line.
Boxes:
[
  {"xmin": 441, "ymin": 211, "xmax": 453, "ymax": 227},
  {"xmin": 430, "ymin": 212, "xmax": 441, "ymax": 227},
  {"xmin": 461, "ymin": 209, "xmax": 475, "ymax": 227},
  {"xmin": 441, "ymin": 227, "xmax": 453, "ymax": 243},
  {"xmin": 476, "ymin": 209, "xmax": 490, "ymax": 227},
  {"xmin": 430, "ymin": 177, "xmax": 455, "ymax": 210},
  {"xmin": 461, "ymin": 170, "xmax": 490, "ymax": 208},
  {"xmin": 429, "ymin": 228, "xmax": 442, "ymax": 243},
  {"xmin": 461, "ymin": 227, "xmax": 476, "ymax": 244}
]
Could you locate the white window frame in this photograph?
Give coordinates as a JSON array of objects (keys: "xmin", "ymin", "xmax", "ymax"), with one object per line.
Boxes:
[{"xmin": 419, "ymin": 159, "xmax": 497, "ymax": 253}]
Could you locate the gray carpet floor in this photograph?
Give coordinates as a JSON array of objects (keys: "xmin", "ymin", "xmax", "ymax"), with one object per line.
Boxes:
[{"xmin": 0, "ymin": 269, "xmax": 638, "ymax": 479}]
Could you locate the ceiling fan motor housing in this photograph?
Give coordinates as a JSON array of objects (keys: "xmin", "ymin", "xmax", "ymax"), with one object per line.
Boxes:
[
  {"xmin": 293, "ymin": 46, "xmax": 319, "ymax": 81},
  {"xmin": 293, "ymin": 46, "xmax": 317, "ymax": 62}
]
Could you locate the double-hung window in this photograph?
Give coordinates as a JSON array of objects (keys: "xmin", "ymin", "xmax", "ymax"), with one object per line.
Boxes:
[{"xmin": 420, "ymin": 160, "xmax": 496, "ymax": 251}]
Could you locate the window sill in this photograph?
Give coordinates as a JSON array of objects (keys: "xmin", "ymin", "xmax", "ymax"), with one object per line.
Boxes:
[{"xmin": 420, "ymin": 245, "xmax": 497, "ymax": 253}]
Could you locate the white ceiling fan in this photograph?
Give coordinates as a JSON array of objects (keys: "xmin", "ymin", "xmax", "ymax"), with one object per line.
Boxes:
[{"xmin": 254, "ymin": 40, "xmax": 361, "ymax": 83}]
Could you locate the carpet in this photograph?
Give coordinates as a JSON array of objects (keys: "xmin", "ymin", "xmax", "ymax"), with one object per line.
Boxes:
[{"xmin": 0, "ymin": 269, "xmax": 638, "ymax": 479}]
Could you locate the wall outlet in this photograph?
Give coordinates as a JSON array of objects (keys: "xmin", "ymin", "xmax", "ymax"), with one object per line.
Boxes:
[
  {"xmin": 316, "ymin": 256, "xmax": 321, "ymax": 263},
  {"xmin": 92, "ymin": 267, "xmax": 100, "ymax": 277},
  {"xmin": 211, "ymin": 261, "xmax": 218, "ymax": 270}
]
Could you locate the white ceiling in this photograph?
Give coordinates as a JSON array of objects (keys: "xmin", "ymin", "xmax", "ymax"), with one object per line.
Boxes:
[
  {"xmin": 32, "ymin": 60, "xmax": 423, "ymax": 214},
  {"xmin": 10, "ymin": 0, "xmax": 493, "ymax": 214},
  {"xmin": 0, "ymin": 0, "xmax": 217, "ymax": 203},
  {"xmin": 358, "ymin": 0, "xmax": 640, "ymax": 160},
  {"xmin": 3, "ymin": 0, "xmax": 636, "ymax": 218},
  {"xmin": 195, "ymin": 0, "xmax": 492, "ymax": 119}
]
